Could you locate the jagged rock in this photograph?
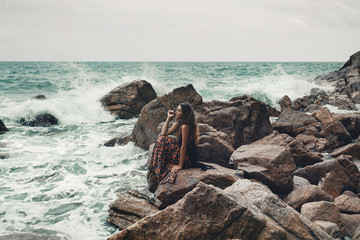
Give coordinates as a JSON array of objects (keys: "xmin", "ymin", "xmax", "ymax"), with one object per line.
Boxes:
[
  {"xmin": 153, "ymin": 163, "xmax": 243, "ymax": 208},
  {"xmin": 352, "ymin": 91, "xmax": 360, "ymax": 104},
  {"xmin": 104, "ymin": 134, "xmax": 132, "ymax": 147},
  {"xmin": 318, "ymin": 171, "xmax": 344, "ymax": 198},
  {"xmin": 0, "ymin": 233, "xmax": 61, "ymax": 240},
  {"xmin": 310, "ymin": 88, "xmax": 328, "ymax": 96},
  {"xmin": 331, "ymin": 143, "xmax": 360, "ymax": 159},
  {"xmin": 341, "ymin": 214, "xmax": 360, "ymax": 238},
  {"xmin": 317, "ymin": 120, "xmax": 352, "ymax": 148},
  {"xmin": 334, "ymin": 112, "xmax": 360, "ymax": 139},
  {"xmin": 313, "ymin": 221, "xmax": 342, "ymax": 239},
  {"xmin": 266, "ymin": 103, "xmax": 280, "ymax": 117},
  {"xmin": 301, "ymin": 201, "xmax": 344, "ymax": 236},
  {"xmin": 293, "ymin": 175, "xmax": 311, "ymax": 190},
  {"xmin": 295, "ymin": 134, "xmax": 330, "ymax": 152},
  {"xmin": 279, "ymin": 95, "xmax": 292, "ymax": 111},
  {"xmin": 108, "ymin": 182, "xmax": 267, "ymax": 240},
  {"xmin": 230, "ymin": 144, "xmax": 296, "ymax": 194},
  {"xmin": 0, "ymin": 119, "xmax": 9, "ymax": 132},
  {"xmin": 253, "ymin": 132, "xmax": 323, "ymax": 167},
  {"xmin": 284, "ymin": 185, "xmax": 334, "ymax": 211},
  {"xmin": 19, "ymin": 113, "xmax": 58, "ymax": 127},
  {"xmin": 197, "ymin": 123, "xmax": 234, "ymax": 167},
  {"xmin": 224, "ymin": 179, "xmax": 334, "ymax": 240},
  {"xmin": 295, "ymin": 156, "xmax": 360, "ymax": 194},
  {"xmin": 335, "ymin": 194, "xmax": 360, "ymax": 214},
  {"xmin": 107, "ymin": 190, "xmax": 160, "ymax": 229},
  {"xmin": 314, "ymin": 107, "xmax": 334, "ymax": 123},
  {"xmin": 101, "ymin": 80, "xmax": 157, "ymax": 119},
  {"xmin": 273, "ymin": 109, "xmax": 321, "ymax": 137},
  {"xmin": 351, "ymin": 224, "xmax": 360, "ymax": 240}
]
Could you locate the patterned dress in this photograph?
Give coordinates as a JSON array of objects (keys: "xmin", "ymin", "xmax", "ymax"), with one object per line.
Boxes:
[{"xmin": 150, "ymin": 136, "xmax": 191, "ymax": 184}]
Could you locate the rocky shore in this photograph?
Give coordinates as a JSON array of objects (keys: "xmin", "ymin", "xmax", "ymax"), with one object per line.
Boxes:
[{"xmin": 104, "ymin": 51, "xmax": 360, "ymax": 240}]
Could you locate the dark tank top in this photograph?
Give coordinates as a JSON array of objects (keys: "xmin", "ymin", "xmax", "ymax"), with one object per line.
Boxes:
[{"xmin": 177, "ymin": 134, "xmax": 198, "ymax": 167}]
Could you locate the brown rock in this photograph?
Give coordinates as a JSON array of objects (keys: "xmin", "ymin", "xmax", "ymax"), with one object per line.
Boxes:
[
  {"xmin": 273, "ymin": 109, "xmax": 321, "ymax": 137},
  {"xmin": 101, "ymin": 80, "xmax": 157, "ymax": 119},
  {"xmin": 335, "ymin": 194, "xmax": 360, "ymax": 214},
  {"xmin": 334, "ymin": 112, "xmax": 360, "ymax": 139},
  {"xmin": 313, "ymin": 221, "xmax": 342, "ymax": 239},
  {"xmin": 284, "ymin": 185, "xmax": 334, "ymax": 211},
  {"xmin": 107, "ymin": 190, "xmax": 160, "ymax": 229},
  {"xmin": 279, "ymin": 95, "xmax": 292, "ymax": 111},
  {"xmin": 254, "ymin": 132, "xmax": 323, "ymax": 167},
  {"xmin": 314, "ymin": 107, "xmax": 334, "ymax": 123},
  {"xmin": 331, "ymin": 143, "xmax": 360, "ymax": 160},
  {"xmin": 266, "ymin": 103, "xmax": 281, "ymax": 117},
  {"xmin": 318, "ymin": 171, "xmax": 344, "ymax": 198},
  {"xmin": 293, "ymin": 175, "xmax": 311, "ymax": 190},
  {"xmin": 104, "ymin": 134, "xmax": 132, "ymax": 147},
  {"xmin": 154, "ymin": 163, "xmax": 243, "ymax": 208},
  {"xmin": 230, "ymin": 144, "xmax": 296, "ymax": 194},
  {"xmin": 352, "ymin": 91, "xmax": 360, "ymax": 104},
  {"xmin": 341, "ymin": 214, "xmax": 360, "ymax": 238},
  {"xmin": 296, "ymin": 133, "xmax": 331, "ymax": 152},
  {"xmin": 108, "ymin": 182, "xmax": 266, "ymax": 240},
  {"xmin": 301, "ymin": 201, "xmax": 344, "ymax": 235},
  {"xmin": 318, "ymin": 120, "xmax": 352, "ymax": 148}
]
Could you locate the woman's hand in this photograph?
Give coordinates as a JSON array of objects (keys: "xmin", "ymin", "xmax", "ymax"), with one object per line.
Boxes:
[
  {"xmin": 171, "ymin": 165, "xmax": 182, "ymax": 172},
  {"xmin": 167, "ymin": 110, "xmax": 175, "ymax": 119}
]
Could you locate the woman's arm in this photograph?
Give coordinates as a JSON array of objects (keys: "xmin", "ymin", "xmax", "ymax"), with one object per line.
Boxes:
[
  {"xmin": 172, "ymin": 124, "xmax": 189, "ymax": 171},
  {"xmin": 161, "ymin": 110, "xmax": 178, "ymax": 136}
]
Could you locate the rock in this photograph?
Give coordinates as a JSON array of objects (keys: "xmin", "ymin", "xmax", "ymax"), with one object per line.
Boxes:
[
  {"xmin": 335, "ymin": 194, "xmax": 360, "ymax": 214},
  {"xmin": 293, "ymin": 95, "xmax": 320, "ymax": 112},
  {"xmin": 153, "ymin": 163, "xmax": 243, "ymax": 208},
  {"xmin": 296, "ymin": 134, "xmax": 330, "ymax": 152},
  {"xmin": 104, "ymin": 134, "xmax": 132, "ymax": 147},
  {"xmin": 343, "ymin": 190, "xmax": 359, "ymax": 198},
  {"xmin": 108, "ymin": 182, "xmax": 267, "ymax": 240},
  {"xmin": 301, "ymin": 201, "xmax": 344, "ymax": 235},
  {"xmin": 0, "ymin": 233, "xmax": 61, "ymax": 240},
  {"xmin": 224, "ymin": 179, "xmax": 334, "ymax": 240},
  {"xmin": 341, "ymin": 214, "xmax": 360, "ymax": 238},
  {"xmin": 310, "ymin": 88, "xmax": 328, "ymax": 96},
  {"xmin": 284, "ymin": 185, "xmax": 334, "ymax": 211},
  {"xmin": 294, "ymin": 156, "xmax": 360, "ymax": 194},
  {"xmin": 107, "ymin": 190, "xmax": 159, "ymax": 229},
  {"xmin": 0, "ymin": 119, "xmax": 9, "ymax": 132},
  {"xmin": 340, "ymin": 50, "xmax": 360, "ymax": 70},
  {"xmin": 197, "ymin": 123, "xmax": 234, "ymax": 167},
  {"xmin": 132, "ymin": 84, "xmax": 203, "ymax": 149},
  {"xmin": 230, "ymin": 144, "xmax": 296, "ymax": 194},
  {"xmin": 305, "ymin": 103, "xmax": 323, "ymax": 113},
  {"xmin": 331, "ymin": 143, "xmax": 360, "ymax": 159},
  {"xmin": 101, "ymin": 80, "xmax": 157, "ymax": 119},
  {"xmin": 352, "ymin": 225, "xmax": 360, "ymax": 240},
  {"xmin": 334, "ymin": 112, "xmax": 360, "ymax": 139},
  {"xmin": 293, "ymin": 175, "xmax": 311, "ymax": 190},
  {"xmin": 313, "ymin": 221, "xmax": 342, "ymax": 239},
  {"xmin": 32, "ymin": 94, "xmax": 46, "ymax": 100},
  {"xmin": 317, "ymin": 120, "xmax": 352, "ymax": 148},
  {"xmin": 266, "ymin": 103, "xmax": 280, "ymax": 117},
  {"xmin": 273, "ymin": 109, "xmax": 320, "ymax": 137},
  {"xmin": 279, "ymin": 95, "xmax": 292, "ymax": 111},
  {"xmin": 314, "ymin": 107, "xmax": 334, "ymax": 123},
  {"xmin": 19, "ymin": 113, "xmax": 58, "ymax": 127},
  {"xmin": 146, "ymin": 144, "xmax": 158, "ymax": 193},
  {"xmin": 328, "ymin": 93, "xmax": 358, "ymax": 111},
  {"xmin": 318, "ymin": 171, "xmax": 344, "ymax": 198},
  {"xmin": 253, "ymin": 132, "xmax": 323, "ymax": 167},
  {"xmin": 352, "ymin": 91, "xmax": 360, "ymax": 104}
]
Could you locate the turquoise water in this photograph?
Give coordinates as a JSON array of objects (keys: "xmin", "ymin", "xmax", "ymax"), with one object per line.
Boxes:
[{"xmin": 0, "ymin": 62, "xmax": 343, "ymax": 239}]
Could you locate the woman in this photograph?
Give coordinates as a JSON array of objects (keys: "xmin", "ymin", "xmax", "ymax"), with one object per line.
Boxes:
[{"xmin": 150, "ymin": 103, "xmax": 198, "ymax": 185}]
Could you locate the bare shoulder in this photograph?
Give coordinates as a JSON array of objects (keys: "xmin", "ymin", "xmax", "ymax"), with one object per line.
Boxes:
[{"xmin": 181, "ymin": 124, "xmax": 189, "ymax": 131}]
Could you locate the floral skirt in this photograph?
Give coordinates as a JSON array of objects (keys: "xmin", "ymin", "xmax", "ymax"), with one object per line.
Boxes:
[{"xmin": 150, "ymin": 136, "xmax": 190, "ymax": 184}]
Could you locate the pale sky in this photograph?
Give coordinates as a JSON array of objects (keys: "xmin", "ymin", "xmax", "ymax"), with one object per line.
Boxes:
[{"xmin": 0, "ymin": 0, "xmax": 359, "ymax": 61}]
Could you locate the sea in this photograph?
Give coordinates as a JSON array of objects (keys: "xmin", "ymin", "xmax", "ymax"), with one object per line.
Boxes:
[{"xmin": 0, "ymin": 61, "xmax": 347, "ymax": 239}]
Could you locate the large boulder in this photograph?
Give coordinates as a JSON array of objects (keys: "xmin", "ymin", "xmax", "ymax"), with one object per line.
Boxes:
[
  {"xmin": 295, "ymin": 134, "xmax": 331, "ymax": 152},
  {"xmin": 284, "ymin": 185, "xmax": 334, "ymax": 211},
  {"xmin": 295, "ymin": 156, "xmax": 360, "ymax": 195},
  {"xmin": 19, "ymin": 113, "xmax": 58, "ymax": 127},
  {"xmin": 331, "ymin": 143, "xmax": 360, "ymax": 159},
  {"xmin": 101, "ymin": 80, "xmax": 157, "ymax": 119},
  {"xmin": 335, "ymin": 194, "xmax": 360, "ymax": 214},
  {"xmin": 0, "ymin": 119, "xmax": 9, "ymax": 132},
  {"xmin": 313, "ymin": 221, "xmax": 342, "ymax": 239},
  {"xmin": 253, "ymin": 132, "xmax": 323, "ymax": 167},
  {"xmin": 317, "ymin": 120, "xmax": 352, "ymax": 148},
  {"xmin": 341, "ymin": 214, "xmax": 360, "ymax": 238},
  {"xmin": 107, "ymin": 190, "xmax": 159, "ymax": 229},
  {"xmin": 334, "ymin": 112, "xmax": 360, "ymax": 139},
  {"xmin": 230, "ymin": 144, "xmax": 296, "ymax": 194},
  {"xmin": 153, "ymin": 163, "xmax": 243, "ymax": 208}
]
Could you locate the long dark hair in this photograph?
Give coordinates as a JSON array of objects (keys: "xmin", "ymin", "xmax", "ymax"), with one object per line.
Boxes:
[{"xmin": 176, "ymin": 103, "xmax": 198, "ymax": 146}]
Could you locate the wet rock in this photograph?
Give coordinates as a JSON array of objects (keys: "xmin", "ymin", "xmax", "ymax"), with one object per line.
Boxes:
[
  {"xmin": 273, "ymin": 109, "xmax": 320, "ymax": 137},
  {"xmin": 224, "ymin": 179, "xmax": 334, "ymax": 240},
  {"xmin": 0, "ymin": 119, "xmax": 9, "ymax": 132},
  {"xmin": 104, "ymin": 134, "xmax": 132, "ymax": 147},
  {"xmin": 253, "ymin": 132, "xmax": 323, "ymax": 167},
  {"xmin": 293, "ymin": 175, "xmax": 311, "ymax": 190},
  {"xmin": 331, "ymin": 143, "xmax": 360, "ymax": 159},
  {"xmin": 19, "ymin": 113, "xmax": 58, "ymax": 127},
  {"xmin": 101, "ymin": 80, "xmax": 157, "ymax": 119},
  {"xmin": 279, "ymin": 95, "xmax": 292, "ymax": 111},
  {"xmin": 0, "ymin": 233, "xmax": 61, "ymax": 240},
  {"xmin": 107, "ymin": 190, "xmax": 160, "ymax": 229},
  {"xmin": 301, "ymin": 201, "xmax": 344, "ymax": 236},
  {"xmin": 153, "ymin": 163, "xmax": 243, "ymax": 208},
  {"xmin": 32, "ymin": 94, "xmax": 46, "ymax": 100},
  {"xmin": 230, "ymin": 144, "xmax": 296, "ymax": 194},
  {"xmin": 295, "ymin": 134, "xmax": 330, "ymax": 152},
  {"xmin": 266, "ymin": 103, "xmax": 280, "ymax": 117},
  {"xmin": 108, "ymin": 182, "xmax": 267, "ymax": 240},
  {"xmin": 335, "ymin": 194, "xmax": 360, "ymax": 214},
  {"xmin": 284, "ymin": 185, "xmax": 334, "ymax": 211},
  {"xmin": 313, "ymin": 221, "xmax": 342, "ymax": 239},
  {"xmin": 197, "ymin": 123, "xmax": 234, "ymax": 167},
  {"xmin": 294, "ymin": 156, "xmax": 360, "ymax": 194}
]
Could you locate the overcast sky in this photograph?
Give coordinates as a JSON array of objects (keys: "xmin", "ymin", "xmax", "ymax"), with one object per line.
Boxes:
[{"xmin": 0, "ymin": 0, "xmax": 359, "ymax": 61}]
